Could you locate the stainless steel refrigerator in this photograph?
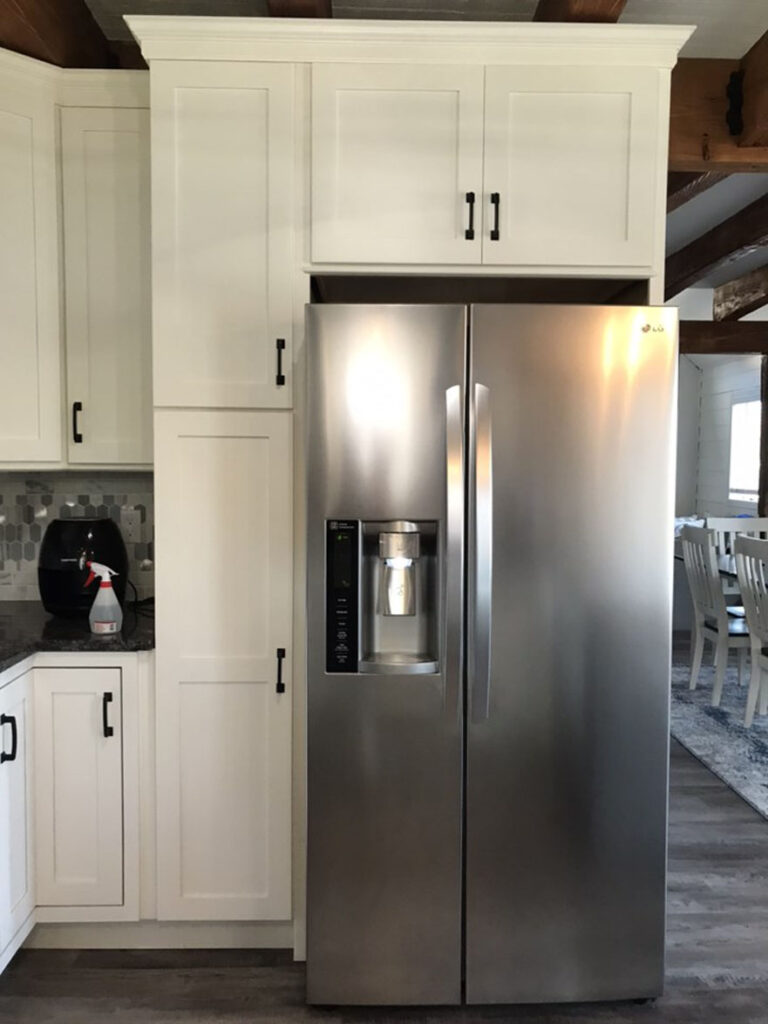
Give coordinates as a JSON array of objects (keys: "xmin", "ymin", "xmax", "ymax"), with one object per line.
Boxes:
[{"xmin": 306, "ymin": 304, "xmax": 677, "ymax": 1006}]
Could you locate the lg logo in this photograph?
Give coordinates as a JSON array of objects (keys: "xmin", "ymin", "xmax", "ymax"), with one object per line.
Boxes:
[{"xmin": 641, "ymin": 323, "xmax": 666, "ymax": 333}]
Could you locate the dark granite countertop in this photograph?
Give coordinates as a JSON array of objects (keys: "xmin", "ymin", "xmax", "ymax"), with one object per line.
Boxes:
[{"xmin": 0, "ymin": 601, "xmax": 155, "ymax": 675}]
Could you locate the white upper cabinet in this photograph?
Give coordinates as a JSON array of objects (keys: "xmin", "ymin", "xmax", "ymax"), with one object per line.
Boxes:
[
  {"xmin": 482, "ymin": 66, "xmax": 659, "ymax": 268},
  {"xmin": 312, "ymin": 64, "xmax": 484, "ymax": 265},
  {"xmin": 310, "ymin": 59, "xmax": 669, "ymax": 272},
  {"xmin": 61, "ymin": 107, "xmax": 152, "ymax": 465},
  {"xmin": 151, "ymin": 62, "xmax": 294, "ymax": 409},
  {"xmin": 0, "ymin": 72, "xmax": 61, "ymax": 462}
]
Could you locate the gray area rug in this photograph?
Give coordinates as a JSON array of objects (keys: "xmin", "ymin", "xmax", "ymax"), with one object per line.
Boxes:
[{"xmin": 671, "ymin": 659, "xmax": 768, "ymax": 820}]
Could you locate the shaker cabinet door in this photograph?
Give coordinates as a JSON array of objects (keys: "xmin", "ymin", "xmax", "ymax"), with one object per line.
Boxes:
[
  {"xmin": 312, "ymin": 63, "xmax": 484, "ymax": 265},
  {"xmin": 61, "ymin": 107, "xmax": 152, "ymax": 465},
  {"xmin": 34, "ymin": 668, "xmax": 124, "ymax": 906},
  {"xmin": 0, "ymin": 78, "xmax": 61, "ymax": 462},
  {"xmin": 153, "ymin": 410, "xmax": 293, "ymax": 920},
  {"xmin": 0, "ymin": 672, "xmax": 35, "ymax": 959},
  {"xmin": 482, "ymin": 66, "xmax": 659, "ymax": 269},
  {"xmin": 151, "ymin": 62, "xmax": 294, "ymax": 409}
]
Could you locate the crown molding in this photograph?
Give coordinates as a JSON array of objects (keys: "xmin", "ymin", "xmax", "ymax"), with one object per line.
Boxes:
[
  {"xmin": 57, "ymin": 68, "xmax": 148, "ymax": 107},
  {"xmin": 0, "ymin": 47, "xmax": 148, "ymax": 106},
  {"xmin": 125, "ymin": 16, "xmax": 694, "ymax": 68}
]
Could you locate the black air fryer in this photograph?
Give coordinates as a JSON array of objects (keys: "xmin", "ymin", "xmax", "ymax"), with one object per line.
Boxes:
[{"xmin": 38, "ymin": 518, "xmax": 128, "ymax": 617}]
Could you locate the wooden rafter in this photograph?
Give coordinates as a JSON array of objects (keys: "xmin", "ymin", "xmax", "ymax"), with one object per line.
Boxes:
[
  {"xmin": 532, "ymin": 0, "xmax": 625, "ymax": 20},
  {"xmin": 713, "ymin": 265, "xmax": 768, "ymax": 322},
  {"xmin": 0, "ymin": 0, "xmax": 115, "ymax": 68},
  {"xmin": 665, "ymin": 193, "xmax": 768, "ymax": 300},
  {"xmin": 267, "ymin": 0, "xmax": 332, "ymax": 15},
  {"xmin": 741, "ymin": 31, "xmax": 768, "ymax": 147},
  {"xmin": 667, "ymin": 171, "xmax": 728, "ymax": 213},
  {"xmin": 679, "ymin": 321, "xmax": 768, "ymax": 356},
  {"xmin": 669, "ymin": 36, "xmax": 768, "ymax": 171}
]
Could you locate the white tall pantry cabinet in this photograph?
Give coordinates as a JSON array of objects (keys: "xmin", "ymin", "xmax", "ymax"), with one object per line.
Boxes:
[
  {"xmin": 127, "ymin": 16, "xmax": 690, "ymax": 953},
  {"xmin": 148, "ymin": 57, "xmax": 296, "ymax": 923}
]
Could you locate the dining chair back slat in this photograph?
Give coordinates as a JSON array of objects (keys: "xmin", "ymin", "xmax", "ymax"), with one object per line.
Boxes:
[
  {"xmin": 735, "ymin": 535, "xmax": 768, "ymax": 645},
  {"xmin": 734, "ymin": 534, "xmax": 768, "ymax": 727},
  {"xmin": 681, "ymin": 525, "xmax": 728, "ymax": 624},
  {"xmin": 706, "ymin": 517, "xmax": 768, "ymax": 555}
]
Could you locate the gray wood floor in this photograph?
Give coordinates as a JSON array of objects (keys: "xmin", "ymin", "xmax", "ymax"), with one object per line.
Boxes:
[{"xmin": 1, "ymin": 740, "xmax": 767, "ymax": 1024}]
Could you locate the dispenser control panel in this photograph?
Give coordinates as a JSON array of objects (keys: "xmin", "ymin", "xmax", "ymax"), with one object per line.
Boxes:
[{"xmin": 326, "ymin": 520, "xmax": 359, "ymax": 673}]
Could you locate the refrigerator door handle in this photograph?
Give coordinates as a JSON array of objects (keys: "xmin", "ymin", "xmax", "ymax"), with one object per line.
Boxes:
[
  {"xmin": 445, "ymin": 385, "xmax": 464, "ymax": 718},
  {"xmin": 471, "ymin": 382, "xmax": 493, "ymax": 721}
]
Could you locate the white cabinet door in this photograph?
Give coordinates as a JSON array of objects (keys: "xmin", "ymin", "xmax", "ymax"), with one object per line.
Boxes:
[
  {"xmin": 0, "ymin": 672, "xmax": 34, "ymax": 955},
  {"xmin": 0, "ymin": 78, "xmax": 61, "ymax": 462},
  {"xmin": 34, "ymin": 668, "xmax": 123, "ymax": 906},
  {"xmin": 154, "ymin": 409, "xmax": 292, "ymax": 920},
  {"xmin": 482, "ymin": 66, "xmax": 659, "ymax": 268},
  {"xmin": 151, "ymin": 62, "xmax": 294, "ymax": 409},
  {"xmin": 312, "ymin": 64, "xmax": 484, "ymax": 265},
  {"xmin": 61, "ymin": 107, "xmax": 152, "ymax": 465}
]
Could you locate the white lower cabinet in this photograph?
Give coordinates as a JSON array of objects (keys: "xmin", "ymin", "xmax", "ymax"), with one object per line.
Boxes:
[
  {"xmin": 154, "ymin": 409, "xmax": 293, "ymax": 920},
  {"xmin": 34, "ymin": 667, "xmax": 124, "ymax": 907},
  {"xmin": 0, "ymin": 670, "xmax": 35, "ymax": 966}
]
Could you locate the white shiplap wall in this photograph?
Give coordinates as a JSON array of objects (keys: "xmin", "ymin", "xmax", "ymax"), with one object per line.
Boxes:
[
  {"xmin": 695, "ymin": 355, "xmax": 761, "ymax": 517},
  {"xmin": 676, "ymin": 354, "xmax": 701, "ymax": 515}
]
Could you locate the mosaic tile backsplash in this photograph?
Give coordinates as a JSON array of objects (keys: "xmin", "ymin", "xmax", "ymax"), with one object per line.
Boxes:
[{"xmin": 0, "ymin": 472, "xmax": 154, "ymax": 602}]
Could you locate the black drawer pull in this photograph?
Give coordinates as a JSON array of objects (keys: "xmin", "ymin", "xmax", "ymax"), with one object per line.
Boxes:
[
  {"xmin": 73, "ymin": 401, "xmax": 83, "ymax": 443},
  {"xmin": 1, "ymin": 713, "xmax": 18, "ymax": 764},
  {"xmin": 464, "ymin": 191, "xmax": 475, "ymax": 240},
  {"xmin": 276, "ymin": 339, "xmax": 286, "ymax": 387},
  {"xmin": 102, "ymin": 692, "xmax": 114, "ymax": 738},
  {"xmin": 276, "ymin": 648, "xmax": 286, "ymax": 694},
  {"xmin": 490, "ymin": 193, "xmax": 500, "ymax": 241}
]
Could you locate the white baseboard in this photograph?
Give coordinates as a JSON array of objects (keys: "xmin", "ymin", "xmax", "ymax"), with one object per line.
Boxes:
[{"xmin": 25, "ymin": 920, "xmax": 293, "ymax": 950}]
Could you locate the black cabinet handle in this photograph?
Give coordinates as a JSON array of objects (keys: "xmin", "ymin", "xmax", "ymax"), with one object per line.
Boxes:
[
  {"xmin": 276, "ymin": 339, "xmax": 286, "ymax": 387},
  {"xmin": 464, "ymin": 191, "xmax": 476, "ymax": 240},
  {"xmin": 102, "ymin": 692, "xmax": 114, "ymax": 738},
  {"xmin": 490, "ymin": 193, "xmax": 500, "ymax": 241},
  {"xmin": 72, "ymin": 401, "xmax": 83, "ymax": 443},
  {"xmin": 276, "ymin": 648, "xmax": 286, "ymax": 694},
  {"xmin": 0, "ymin": 713, "xmax": 18, "ymax": 764}
]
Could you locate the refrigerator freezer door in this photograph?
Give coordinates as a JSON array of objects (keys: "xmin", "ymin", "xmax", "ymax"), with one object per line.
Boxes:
[
  {"xmin": 465, "ymin": 305, "xmax": 677, "ymax": 1003},
  {"xmin": 306, "ymin": 304, "xmax": 466, "ymax": 1005}
]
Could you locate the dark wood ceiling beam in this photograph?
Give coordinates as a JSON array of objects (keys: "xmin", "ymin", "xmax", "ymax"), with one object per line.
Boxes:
[
  {"xmin": 669, "ymin": 58, "xmax": 768, "ymax": 171},
  {"xmin": 679, "ymin": 320, "xmax": 768, "ymax": 355},
  {"xmin": 667, "ymin": 171, "xmax": 728, "ymax": 213},
  {"xmin": 713, "ymin": 265, "xmax": 768, "ymax": 322},
  {"xmin": 665, "ymin": 193, "xmax": 768, "ymax": 300},
  {"xmin": 267, "ymin": 0, "xmax": 332, "ymax": 15},
  {"xmin": 740, "ymin": 30, "xmax": 768, "ymax": 147},
  {"xmin": 0, "ymin": 0, "xmax": 116, "ymax": 68},
  {"xmin": 532, "ymin": 0, "xmax": 626, "ymax": 20}
]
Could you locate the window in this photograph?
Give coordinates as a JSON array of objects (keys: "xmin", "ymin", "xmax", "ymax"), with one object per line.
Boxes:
[{"xmin": 729, "ymin": 399, "xmax": 761, "ymax": 503}]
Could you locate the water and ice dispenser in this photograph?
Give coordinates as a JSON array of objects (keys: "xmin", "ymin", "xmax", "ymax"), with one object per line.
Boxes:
[{"xmin": 325, "ymin": 519, "xmax": 438, "ymax": 674}]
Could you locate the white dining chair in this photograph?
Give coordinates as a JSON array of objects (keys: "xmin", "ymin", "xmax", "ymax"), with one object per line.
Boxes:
[
  {"xmin": 734, "ymin": 535, "xmax": 768, "ymax": 728},
  {"xmin": 707, "ymin": 517, "xmax": 768, "ymax": 554},
  {"xmin": 681, "ymin": 525, "xmax": 749, "ymax": 705},
  {"xmin": 706, "ymin": 516, "xmax": 768, "ymax": 609}
]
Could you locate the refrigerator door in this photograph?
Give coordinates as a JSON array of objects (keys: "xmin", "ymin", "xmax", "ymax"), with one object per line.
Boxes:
[
  {"xmin": 306, "ymin": 304, "xmax": 466, "ymax": 1005},
  {"xmin": 465, "ymin": 305, "xmax": 677, "ymax": 1004}
]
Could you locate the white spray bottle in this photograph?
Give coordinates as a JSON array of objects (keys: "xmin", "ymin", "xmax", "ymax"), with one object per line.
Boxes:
[{"xmin": 82, "ymin": 559, "xmax": 123, "ymax": 635}]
